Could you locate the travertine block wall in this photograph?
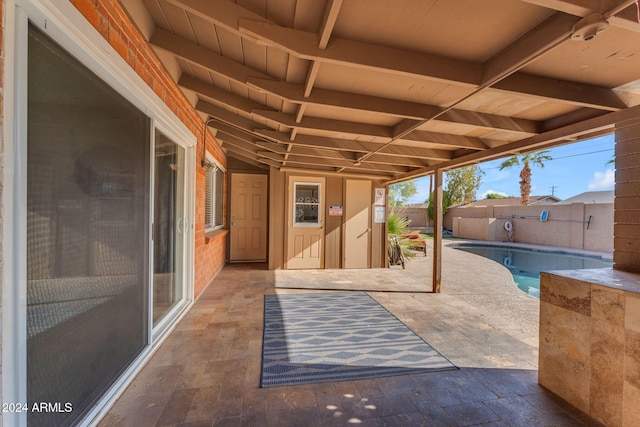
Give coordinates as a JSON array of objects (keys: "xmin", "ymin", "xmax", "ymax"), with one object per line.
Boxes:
[
  {"xmin": 539, "ymin": 269, "xmax": 640, "ymax": 426},
  {"xmin": 614, "ymin": 118, "xmax": 640, "ymax": 272}
]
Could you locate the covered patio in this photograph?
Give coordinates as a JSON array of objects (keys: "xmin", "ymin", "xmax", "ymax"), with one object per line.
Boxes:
[
  {"xmin": 3, "ymin": 0, "xmax": 640, "ymax": 425},
  {"xmin": 98, "ymin": 246, "xmax": 593, "ymax": 426}
]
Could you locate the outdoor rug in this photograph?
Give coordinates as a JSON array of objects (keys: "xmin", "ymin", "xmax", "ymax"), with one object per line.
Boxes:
[{"xmin": 261, "ymin": 292, "xmax": 456, "ymax": 387}]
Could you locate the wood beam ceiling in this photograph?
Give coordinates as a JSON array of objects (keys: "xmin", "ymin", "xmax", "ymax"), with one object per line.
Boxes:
[
  {"xmin": 521, "ymin": 0, "xmax": 640, "ymax": 32},
  {"xmin": 165, "ymin": 0, "xmax": 626, "ymax": 111},
  {"xmin": 158, "ymin": 0, "xmax": 636, "ymax": 180}
]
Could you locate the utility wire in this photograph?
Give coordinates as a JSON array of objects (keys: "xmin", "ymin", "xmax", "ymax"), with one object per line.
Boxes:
[{"xmin": 482, "ymin": 148, "xmax": 614, "ymax": 170}]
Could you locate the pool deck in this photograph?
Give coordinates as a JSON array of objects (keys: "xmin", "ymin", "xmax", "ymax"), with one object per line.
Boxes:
[{"xmin": 99, "ymin": 241, "xmax": 600, "ymax": 426}]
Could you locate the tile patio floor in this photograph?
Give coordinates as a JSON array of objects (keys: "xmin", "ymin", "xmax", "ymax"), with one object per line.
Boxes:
[{"xmin": 100, "ymin": 243, "xmax": 600, "ymax": 426}]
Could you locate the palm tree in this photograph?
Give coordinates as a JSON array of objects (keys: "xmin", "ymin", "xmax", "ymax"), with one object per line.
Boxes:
[{"xmin": 499, "ymin": 150, "xmax": 552, "ymax": 205}]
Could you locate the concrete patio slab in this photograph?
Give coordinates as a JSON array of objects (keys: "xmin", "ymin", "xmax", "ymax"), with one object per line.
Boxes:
[{"xmin": 99, "ymin": 243, "xmax": 599, "ymax": 426}]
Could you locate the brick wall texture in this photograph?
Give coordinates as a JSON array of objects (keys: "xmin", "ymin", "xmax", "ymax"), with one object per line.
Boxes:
[
  {"xmin": 614, "ymin": 118, "xmax": 640, "ymax": 273},
  {"xmin": 68, "ymin": 0, "xmax": 227, "ymax": 296}
]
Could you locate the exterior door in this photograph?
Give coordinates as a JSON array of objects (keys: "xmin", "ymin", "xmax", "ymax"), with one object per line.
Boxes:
[
  {"xmin": 230, "ymin": 173, "xmax": 268, "ymax": 261},
  {"xmin": 286, "ymin": 176, "xmax": 325, "ymax": 269},
  {"xmin": 344, "ymin": 180, "xmax": 372, "ymax": 268},
  {"xmin": 153, "ymin": 132, "xmax": 186, "ymax": 324}
]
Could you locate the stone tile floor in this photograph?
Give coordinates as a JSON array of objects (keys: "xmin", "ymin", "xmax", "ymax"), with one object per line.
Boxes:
[{"xmin": 100, "ymin": 245, "xmax": 600, "ymax": 426}]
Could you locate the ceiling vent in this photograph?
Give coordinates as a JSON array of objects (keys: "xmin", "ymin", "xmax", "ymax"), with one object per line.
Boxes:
[{"xmin": 571, "ymin": 13, "xmax": 609, "ymax": 41}]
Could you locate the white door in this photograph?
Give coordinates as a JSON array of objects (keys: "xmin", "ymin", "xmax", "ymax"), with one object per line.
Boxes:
[{"xmin": 286, "ymin": 176, "xmax": 325, "ymax": 269}]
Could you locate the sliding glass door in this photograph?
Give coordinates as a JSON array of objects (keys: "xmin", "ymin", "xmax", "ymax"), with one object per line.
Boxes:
[
  {"xmin": 27, "ymin": 25, "xmax": 149, "ymax": 426},
  {"xmin": 24, "ymin": 22, "xmax": 192, "ymax": 426},
  {"xmin": 153, "ymin": 132, "xmax": 186, "ymax": 324}
]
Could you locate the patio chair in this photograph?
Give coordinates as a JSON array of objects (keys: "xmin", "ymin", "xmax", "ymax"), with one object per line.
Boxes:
[{"xmin": 401, "ymin": 233, "xmax": 427, "ymax": 256}]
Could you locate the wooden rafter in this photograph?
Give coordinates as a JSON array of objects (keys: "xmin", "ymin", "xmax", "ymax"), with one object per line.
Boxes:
[
  {"xmin": 156, "ymin": 33, "xmax": 542, "ymax": 135},
  {"xmin": 165, "ymin": 0, "xmax": 626, "ymax": 110}
]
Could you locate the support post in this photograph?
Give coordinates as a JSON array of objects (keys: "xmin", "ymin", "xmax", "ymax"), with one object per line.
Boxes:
[{"xmin": 432, "ymin": 169, "xmax": 443, "ymax": 293}]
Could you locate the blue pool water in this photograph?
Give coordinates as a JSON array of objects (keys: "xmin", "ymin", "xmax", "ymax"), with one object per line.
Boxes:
[{"xmin": 451, "ymin": 244, "xmax": 613, "ymax": 298}]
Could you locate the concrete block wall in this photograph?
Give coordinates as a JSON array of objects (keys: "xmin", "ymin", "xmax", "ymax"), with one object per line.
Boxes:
[
  {"xmin": 452, "ymin": 217, "xmax": 497, "ymax": 241},
  {"xmin": 451, "ymin": 203, "xmax": 613, "ymax": 253},
  {"xmin": 614, "ymin": 118, "xmax": 640, "ymax": 272},
  {"xmin": 69, "ymin": 0, "xmax": 227, "ymax": 296}
]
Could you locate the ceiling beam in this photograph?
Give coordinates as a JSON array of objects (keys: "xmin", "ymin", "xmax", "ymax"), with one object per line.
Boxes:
[
  {"xmin": 318, "ymin": 0, "xmax": 343, "ymax": 49},
  {"xmin": 238, "ymin": 19, "xmax": 481, "ymax": 87},
  {"xmin": 199, "ymin": 104, "xmax": 439, "ymax": 164},
  {"xmin": 539, "ymin": 108, "xmax": 610, "ymax": 132},
  {"xmin": 360, "ymin": 153, "xmax": 430, "ymax": 168},
  {"xmin": 226, "ymin": 151, "xmax": 270, "ymax": 169},
  {"xmin": 167, "ymin": 0, "xmax": 478, "ymax": 86},
  {"xmin": 218, "ymin": 134, "xmax": 260, "ymax": 155},
  {"xmin": 187, "ymin": 72, "xmax": 536, "ymax": 143},
  {"xmin": 247, "ymin": 77, "xmax": 443, "ymax": 120},
  {"xmin": 252, "ymin": 109, "xmax": 393, "ymax": 138},
  {"xmin": 165, "ymin": 0, "xmax": 632, "ymax": 110},
  {"xmin": 207, "ymin": 120, "xmax": 266, "ymax": 145},
  {"xmin": 521, "ymin": 0, "xmax": 619, "ymax": 15},
  {"xmin": 256, "ymin": 129, "xmax": 454, "ymax": 161},
  {"xmin": 156, "ymin": 30, "xmax": 541, "ymax": 135},
  {"xmin": 493, "ymin": 73, "xmax": 627, "ymax": 111},
  {"xmin": 165, "ymin": 0, "xmax": 269, "ymax": 33},
  {"xmin": 437, "ymin": 109, "xmax": 541, "ymax": 134},
  {"xmin": 167, "ymin": 0, "xmax": 479, "ymax": 86},
  {"xmin": 257, "ymin": 151, "xmax": 408, "ymax": 173},
  {"xmin": 480, "ymin": 12, "xmax": 578, "ymax": 87},
  {"xmin": 221, "ymin": 142, "xmax": 282, "ymax": 168},
  {"xmin": 279, "ymin": 166, "xmax": 393, "ymax": 179},
  {"xmin": 255, "ymin": 140, "xmax": 349, "ymax": 161},
  {"xmin": 150, "ymin": 28, "xmax": 272, "ymax": 84},
  {"xmin": 185, "ymin": 72, "xmax": 543, "ymax": 146},
  {"xmin": 196, "ymin": 99, "xmax": 266, "ymax": 133},
  {"xmin": 521, "ymin": 0, "xmax": 640, "ymax": 31},
  {"xmin": 249, "ymin": 78, "xmax": 544, "ymax": 135},
  {"xmin": 180, "ymin": 74, "xmax": 268, "ymax": 113},
  {"xmin": 256, "ymin": 129, "xmax": 379, "ymax": 153},
  {"xmin": 399, "ymin": 130, "xmax": 490, "ymax": 150}
]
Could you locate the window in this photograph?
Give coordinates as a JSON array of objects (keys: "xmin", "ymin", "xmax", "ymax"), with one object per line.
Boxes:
[
  {"xmin": 293, "ymin": 182, "xmax": 321, "ymax": 226},
  {"xmin": 205, "ymin": 158, "xmax": 225, "ymax": 231}
]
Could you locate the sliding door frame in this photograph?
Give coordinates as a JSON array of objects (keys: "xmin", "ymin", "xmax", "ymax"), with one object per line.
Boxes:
[{"xmin": 3, "ymin": 1, "xmax": 196, "ymax": 425}]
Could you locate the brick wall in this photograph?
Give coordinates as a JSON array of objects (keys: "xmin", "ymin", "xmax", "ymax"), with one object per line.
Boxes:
[
  {"xmin": 69, "ymin": 0, "xmax": 227, "ymax": 296},
  {"xmin": 614, "ymin": 118, "xmax": 640, "ymax": 273}
]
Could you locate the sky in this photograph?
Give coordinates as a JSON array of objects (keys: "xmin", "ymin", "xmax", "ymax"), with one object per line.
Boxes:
[{"xmin": 405, "ymin": 135, "xmax": 616, "ymax": 205}]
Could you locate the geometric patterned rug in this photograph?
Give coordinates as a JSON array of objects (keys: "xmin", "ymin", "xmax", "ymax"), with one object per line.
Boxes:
[{"xmin": 261, "ymin": 292, "xmax": 457, "ymax": 387}]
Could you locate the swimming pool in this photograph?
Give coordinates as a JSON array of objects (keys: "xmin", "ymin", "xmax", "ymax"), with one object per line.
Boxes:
[{"xmin": 450, "ymin": 243, "xmax": 613, "ymax": 298}]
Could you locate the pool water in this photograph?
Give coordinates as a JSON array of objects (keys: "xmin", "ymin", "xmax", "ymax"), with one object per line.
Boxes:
[{"xmin": 451, "ymin": 244, "xmax": 613, "ymax": 298}]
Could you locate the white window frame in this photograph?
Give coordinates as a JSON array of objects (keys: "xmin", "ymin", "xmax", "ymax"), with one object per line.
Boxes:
[
  {"xmin": 292, "ymin": 182, "xmax": 322, "ymax": 227},
  {"xmin": 3, "ymin": 1, "xmax": 197, "ymax": 425},
  {"xmin": 204, "ymin": 154, "xmax": 226, "ymax": 232}
]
